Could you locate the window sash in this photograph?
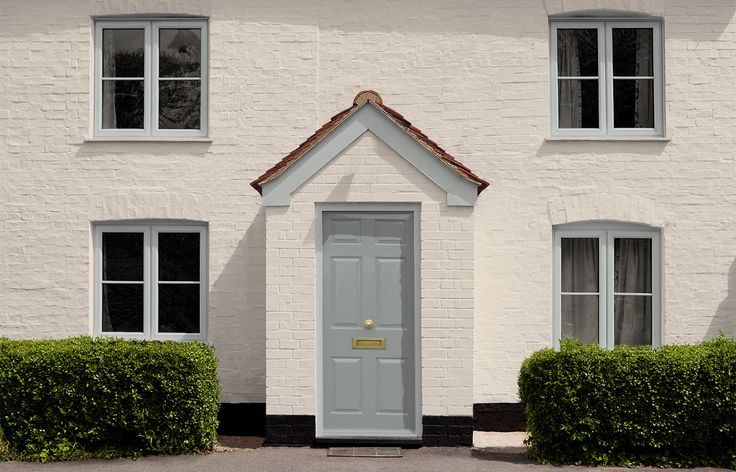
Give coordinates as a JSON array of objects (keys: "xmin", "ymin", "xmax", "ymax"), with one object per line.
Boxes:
[
  {"xmin": 152, "ymin": 226, "xmax": 207, "ymax": 340},
  {"xmin": 93, "ymin": 224, "xmax": 207, "ymax": 341},
  {"xmin": 553, "ymin": 227, "xmax": 660, "ymax": 349},
  {"xmin": 550, "ymin": 20, "xmax": 663, "ymax": 137},
  {"xmin": 94, "ymin": 20, "xmax": 208, "ymax": 138},
  {"xmin": 550, "ymin": 22, "xmax": 606, "ymax": 136}
]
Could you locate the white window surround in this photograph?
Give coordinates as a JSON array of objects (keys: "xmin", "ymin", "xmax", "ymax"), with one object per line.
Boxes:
[
  {"xmin": 552, "ymin": 222, "xmax": 662, "ymax": 349},
  {"xmin": 550, "ymin": 18, "xmax": 664, "ymax": 138},
  {"xmin": 92, "ymin": 223, "xmax": 208, "ymax": 341},
  {"xmin": 93, "ymin": 18, "xmax": 208, "ymax": 139}
]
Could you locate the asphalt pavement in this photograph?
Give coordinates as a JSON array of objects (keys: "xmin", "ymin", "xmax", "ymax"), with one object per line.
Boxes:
[{"xmin": 0, "ymin": 447, "xmax": 730, "ymax": 472}]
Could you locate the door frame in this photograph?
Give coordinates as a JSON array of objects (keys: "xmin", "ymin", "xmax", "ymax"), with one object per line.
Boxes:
[{"xmin": 315, "ymin": 202, "xmax": 422, "ymax": 439}]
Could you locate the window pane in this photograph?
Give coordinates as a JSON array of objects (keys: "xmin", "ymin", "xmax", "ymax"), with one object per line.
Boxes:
[
  {"xmin": 557, "ymin": 29, "xmax": 598, "ymax": 77},
  {"xmin": 561, "ymin": 294, "xmax": 599, "ymax": 344},
  {"xmin": 561, "ymin": 238, "xmax": 599, "ymax": 292},
  {"xmin": 102, "ymin": 283, "xmax": 144, "ymax": 332},
  {"xmin": 102, "ymin": 80, "xmax": 144, "ymax": 129},
  {"xmin": 158, "ymin": 284, "xmax": 200, "ymax": 333},
  {"xmin": 102, "ymin": 232, "xmax": 144, "ymax": 281},
  {"xmin": 614, "ymin": 295, "xmax": 652, "ymax": 345},
  {"xmin": 102, "ymin": 29, "xmax": 145, "ymax": 78},
  {"xmin": 614, "ymin": 238, "xmax": 652, "ymax": 293},
  {"xmin": 159, "ymin": 28, "xmax": 201, "ymax": 78},
  {"xmin": 558, "ymin": 80, "xmax": 599, "ymax": 128},
  {"xmin": 158, "ymin": 80, "xmax": 201, "ymax": 129},
  {"xmin": 158, "ymin": 232, "xmax": 200, "ymax": 281},
  {"xmin": 612, "ymin": 28, "xmax": 654, "ymax": 77},
  {"xmin": 613, "ymin": 79, "xmax": 654, "ymax": 128}
]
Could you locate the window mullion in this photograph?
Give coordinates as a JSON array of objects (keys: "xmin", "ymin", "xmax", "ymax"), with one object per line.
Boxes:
[
  {"xmin": 152, "ymin": 22, "xmax": 160, "ymax": 136},
  {"xmin": 145, "ymin": 226, "xmax": 154, "ymax": 339},
  {"xmin": 151, "ymin": 226, "xmax": 159, "ymax": 339},
  {"xmin": 603, "ymin": 23, "xmax": 613, "ymax": 135},
  {"xmin": 143, "ymin": 23, "xmax": 153, "ymax": 136}
]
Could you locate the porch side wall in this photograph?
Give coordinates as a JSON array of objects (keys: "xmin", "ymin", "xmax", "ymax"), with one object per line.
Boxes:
[{"xmin": 265, "ymin": 132, "xmax": 474, "ymax": 418}]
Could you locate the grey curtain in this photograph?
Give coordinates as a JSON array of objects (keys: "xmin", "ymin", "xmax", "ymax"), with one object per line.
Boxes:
[
  {"xmin": 557, "ymin": 32, "xmax": 583, "ymax": 128},
  {"xmin": 635, "ymin": 29, "xmax": 654, "ymax": 128},
  {"xmin": 614, "ymin": 238, "xmax": 652, "ymax": 345},
  {"xmin": 561, "ymin": 238, "xmax": 599, "ymax": 344},
  {"xmin": 101, "ymin": 31, "xmax": 117, "ymax": 129}
]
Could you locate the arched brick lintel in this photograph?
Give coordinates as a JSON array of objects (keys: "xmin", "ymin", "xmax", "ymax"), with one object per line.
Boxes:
[
  {"xmin": 544, "ymin": 0, "xmax": 665, "ymax": 17},
  {"xmin": 547, "ymin": 194, "xmax": 665, "ymax": 228}
]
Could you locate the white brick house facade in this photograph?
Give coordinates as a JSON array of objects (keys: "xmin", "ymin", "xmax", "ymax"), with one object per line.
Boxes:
[{"xmin": 1, "ymin": 0, "xmax": 735, "ymax": 443}]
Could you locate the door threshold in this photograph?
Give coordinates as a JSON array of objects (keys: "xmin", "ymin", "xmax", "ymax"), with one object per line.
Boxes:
[{"xmin": 314, "ymin": 437, "xmax": 423, "ymax": 448}]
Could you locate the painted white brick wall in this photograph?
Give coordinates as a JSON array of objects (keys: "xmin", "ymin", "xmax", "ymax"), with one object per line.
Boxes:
[
  {"xmin": 265, "ymin": 132, "xmax": 474, "ymax": 416},
  {"xmin": 1, "ymin": 0, "xmax": 734, "ymax": 406}
]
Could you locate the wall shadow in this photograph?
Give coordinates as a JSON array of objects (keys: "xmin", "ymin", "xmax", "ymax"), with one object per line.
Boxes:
[
  {"xmin": 708, "ymin": 258, "xmax": 736, "ymax": 339},
  {"xmin": 209, "ymin": 206, "xmax": 266, "ymax": 402}
]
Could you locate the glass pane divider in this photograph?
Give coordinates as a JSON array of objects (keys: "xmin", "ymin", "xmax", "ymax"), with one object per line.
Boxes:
[
  {"xmin": 102, "ymin": 280, "xmax": 144, "ymax": 284},
  {"xmin": 157, "ymin": 77, "xmax": 202, "ymax": 81},
  {"xmin": 157, "ymin": 281, "xmax": 201, "ymax": 284},
  {"xmin": 613, "ymin": 292, "xmax": 652, "ymax": 296},
  {"xmin": 101, "ymin": 77, "xmax": 145, "ymax": 80},
  {"xmin": 558, "ymin": 76, "xmax": 599, "ymax": 80},
  {"xmin": 612, "ymin": 76, "xmax": 655, "ymax": 80},
  {"xmin": 560, "ymin": 292, "xmax": 600, "ymax": 296}
]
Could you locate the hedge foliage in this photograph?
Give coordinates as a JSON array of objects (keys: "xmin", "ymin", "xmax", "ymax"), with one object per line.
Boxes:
[
  {"xmin": 0, "ymin": 336, "xmax": 219, "ymax": 461},
  {"xmin": 519, "ymin": 336, "xmax": 736, "ymax": 469}
]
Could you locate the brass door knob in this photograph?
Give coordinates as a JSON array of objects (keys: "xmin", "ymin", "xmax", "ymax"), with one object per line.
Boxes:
[{"xmin": 363, "ymin": 319, "xmax": 374, "ymax": 329}]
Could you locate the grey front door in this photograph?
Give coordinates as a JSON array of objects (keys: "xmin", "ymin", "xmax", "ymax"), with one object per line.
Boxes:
[{"xmin": 321, "ymin": 211, "xmax": 417, "ymax": 438}]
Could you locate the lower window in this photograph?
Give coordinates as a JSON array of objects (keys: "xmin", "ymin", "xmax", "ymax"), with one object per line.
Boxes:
[
  {"xmin": 553, "ymin": 224, "xmax": 661, "ymax": 348},
  {"xmin": 93, "ymin": 223, "xmax": 207, "ymax": 340}
]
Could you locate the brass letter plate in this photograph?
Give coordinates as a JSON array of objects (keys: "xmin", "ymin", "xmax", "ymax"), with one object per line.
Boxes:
[{"xmin": 352, "ymin": 338, "xmax": 386, "ymax": 349}]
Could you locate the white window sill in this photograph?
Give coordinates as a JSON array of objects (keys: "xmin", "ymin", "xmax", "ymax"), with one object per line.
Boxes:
[
  {"xmin": 546, "ymin": 136, "xmax": 671, "ymax": 143},
  {"xmin": 83, "ymin": 137, "xmax": 212, "ymax": 143}
]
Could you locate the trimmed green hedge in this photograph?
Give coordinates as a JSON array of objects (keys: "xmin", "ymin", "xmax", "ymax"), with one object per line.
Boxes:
[
  {"xmin": 519, "ymin": 336, "xmax": 736, "ymax": 468},
  {"xmin": 0, "ymin": 336, "xmax": 219, "ymax": 461}
]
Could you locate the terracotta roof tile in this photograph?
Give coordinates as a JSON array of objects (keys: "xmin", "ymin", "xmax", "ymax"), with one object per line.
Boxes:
[{"xmin": 251, "ymin": 91, "xmax": 489, "ymax": 195}]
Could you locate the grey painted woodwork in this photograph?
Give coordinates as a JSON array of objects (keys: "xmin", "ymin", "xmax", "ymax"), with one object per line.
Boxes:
[
  {"xmin": 321, "ymin": 211, "xmax": 417, "ymax": 437},
  {"xmin": 261, "ymin": 103, "xmax": 479, "ymax": 207}
]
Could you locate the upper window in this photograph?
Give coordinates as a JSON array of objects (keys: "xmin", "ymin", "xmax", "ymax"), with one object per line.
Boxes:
[
  {"xmin": 93, "ymin": 223, "xmax": 207, "ymax": 340},
  {"xmin": 550, "ymin": 20, "xmax": 663, "ymax": 137},
  {"xmin": 553, "ymin": 223, "xmax": 661, "ymax": 349},
  {"xmin": 94, "ymin": 19, "xmax": 208, "ymax": 138}
]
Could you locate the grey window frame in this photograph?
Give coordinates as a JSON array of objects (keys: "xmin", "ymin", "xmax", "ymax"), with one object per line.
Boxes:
[
  {"xmin": 93, "ymin": 19, "xmax": 208, "ymax": 139},
  {"xmin": 93, "ymin": 222, "xmax": 208, "ymax": 341},
  {"xmin": 553, "ymin": 222, "xmax": 662, "ymax": 349},
  {"xmin": 550, "ymin": 19, "xmax": 664, "ymax": 137}
]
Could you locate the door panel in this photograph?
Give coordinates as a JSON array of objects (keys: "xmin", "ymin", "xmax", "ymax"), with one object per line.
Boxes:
[
  {"xmin": 321, "ymin": 211, "xmax": 416, "ymax": 438},
  {"xmin": 376, "ymin": 358, "xmax": 409, "ymax": 414},
  {"xmin": 332, "ymin": 358, "xmax": 362, "ymax": 412},
  {"xmin": 376, "ymin": 258, "xmax": 406, "ymax": 327},
  {"xmin": 331, "ymin": 257, "xmax": 362, "ymax": 326}
]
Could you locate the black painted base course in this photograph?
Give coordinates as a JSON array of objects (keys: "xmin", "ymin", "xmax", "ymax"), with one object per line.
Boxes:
[
  {"xmin": 422, "ymin": 416, "xmax": 473, "ymax": 446},
  {"xmin": 265, "ymin": 415, "xmax": 315, "ymax": 446},
  {"xmin": 219, "ymin": 403, "xmax": 526, "ymax": 443},
  {"xmin": 473, "ymin": 403, "xmax": 526, "ymax": 432},
  {"xmin": 264, "ymin": 415, "xmax": 473, "ymax": 446},
  {"xmin": 218, "ymin": 403, "xmax": 266, "ymax": 436}
]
